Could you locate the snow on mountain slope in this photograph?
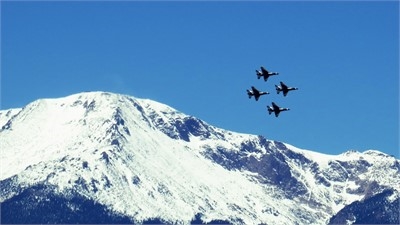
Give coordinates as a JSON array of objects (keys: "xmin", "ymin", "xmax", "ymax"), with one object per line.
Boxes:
[
  {"xmin": 0, "ymin": 108, "xmax": 22, "ymax": 129},
  {"xmin": 1, "ymin": 91, "xmax": 399, "ymax": 225},
  {"xmin": 283, "ymin": 144, "xmax": 400, "ymax": 213}
]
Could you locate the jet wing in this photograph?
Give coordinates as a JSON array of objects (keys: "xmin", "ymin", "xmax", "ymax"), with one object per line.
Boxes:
[
  {"xmin": 280, "ymin": 81, "xmax": 288, "ymax": 89},
  {"xmin": 261, "ymin": 67, "xmax": 269, "ymax": 74},
  {"xmin": 272, "ymin": 102, "xmax": 280, "ymax": 111},
  {"xmin": 251, "ymin": 86, "xmax": 260, "ymax": 95}
]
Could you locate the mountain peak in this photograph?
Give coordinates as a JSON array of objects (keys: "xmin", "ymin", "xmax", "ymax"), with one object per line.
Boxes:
[{"xmin": 1, "ymin": 91, "xmax": 399, "ymax": 225}]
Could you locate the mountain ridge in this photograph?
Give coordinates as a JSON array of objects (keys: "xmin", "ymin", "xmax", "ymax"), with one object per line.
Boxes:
[{"xmin": 1, "ymin": 91, "xmax": 399, "ymax": 224}]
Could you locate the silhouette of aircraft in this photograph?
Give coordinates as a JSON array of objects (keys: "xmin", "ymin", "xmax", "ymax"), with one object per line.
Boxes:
[
  {"xmin": 247, "ymin": 86, "xmax": 269, "ymax": 101},
  {"xmin": 275, "ymin": 81, "xmax": 298, "ymax": 97},
  {"xmin": 267, "ymin": 102, "xmax": 290, "ymax": 117},
  {"xmin": 256, "ymin": 66, "xmax": 279, "ymax": 82}
]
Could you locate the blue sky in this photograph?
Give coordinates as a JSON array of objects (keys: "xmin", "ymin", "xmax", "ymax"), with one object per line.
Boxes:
[{"xmin": 2, "ymin": 1, "xmax": 399, "ymax": 157}]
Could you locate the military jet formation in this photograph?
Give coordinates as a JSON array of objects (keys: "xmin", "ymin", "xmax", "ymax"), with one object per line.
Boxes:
[{"xmin": 247, "ymin": 66, "xmax": 298, "ymax": 117}]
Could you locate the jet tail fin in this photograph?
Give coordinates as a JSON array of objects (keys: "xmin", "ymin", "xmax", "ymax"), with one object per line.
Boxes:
[
  {"xmin": 267, "ymin": 106, "xmax": 273, "ymax": 115},
  {"xmin": 246, "ymin": 90, "xmax": 252, "ymax": 99},
  {"xmin": 256, "ymin": 70, "xmax": 262, "ymax": 79},
  {"xmin": 275, "ymin": 85, "xmax": 281, "ymax": 94}
]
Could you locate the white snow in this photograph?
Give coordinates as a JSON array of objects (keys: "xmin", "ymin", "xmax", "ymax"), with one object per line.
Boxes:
[
  {"xmin": 0, "ymin": 108, "xmax": 22, "ymax": 127},
  {"xmin": 284, "ymin": 143, "xmax": 336, "ymax": 169},
  {"xmin": 1, "ymin": 91, "xmax": 399, "ymax": 225}
]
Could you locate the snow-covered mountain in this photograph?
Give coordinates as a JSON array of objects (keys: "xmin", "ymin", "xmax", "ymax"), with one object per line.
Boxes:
[{"xmin": 1, "ymin": 91, "xmax": 399, "ymax": 224}]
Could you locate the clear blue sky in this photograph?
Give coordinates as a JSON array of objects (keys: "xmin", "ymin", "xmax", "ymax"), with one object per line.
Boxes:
[{"xmin": 2, "ymin": 1, "xmax": 399, "ymax": 157}]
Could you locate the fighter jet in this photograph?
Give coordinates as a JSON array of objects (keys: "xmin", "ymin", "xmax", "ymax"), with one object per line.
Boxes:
[
  {"xmin": 256, "ymin": 66, "xmax": 279, "ymax": 82},
  {"xmin": 267, "ymin": 102, "xmax": 290, "ymax": 117},
  {"xmin": 275, "ymin": 81, "xmax": 299, "ymax": 97},
  {"xmin": 247, "ymin": 86, "xmax": 269, "ymax": 101}
]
